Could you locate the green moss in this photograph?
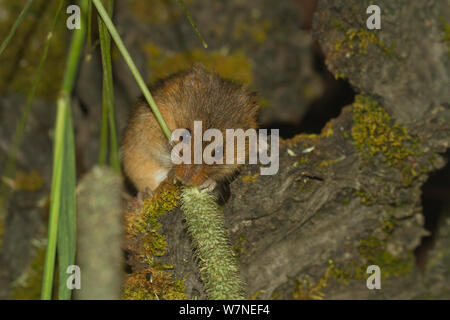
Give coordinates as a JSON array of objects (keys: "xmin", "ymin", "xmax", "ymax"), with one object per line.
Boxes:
[
  {"xmin": 317, "ymin": 158, "xmax": 340, "ymax": 168},
  {"xmin": 354, "ymin": 189, "xmax": 377, "ymax": 206},
  {"xmin": 307, "ymin": 134, "xmax": 319, "ymax": 139},
  {"xmin": 271, "ymin": 290, "xmax": 281, "ymax": 300},
  {"xmin": 358, "ymin": 237, "xmax": 413, "ymax": 277},
  {"xmin": 332, "ymin": 19, "xmax": 346, "ymax": 32},
  {"xmin": 241, "ymin": 173, "xmax": 259, "ymax": 183},
  {"xmin": 11, "ymin": 246, "xmax": 46, "ymax": 300},
  {"xmin": 0, "ymin": 0, "xmax": 67, "ymax": 99},
  {"xmin": 330, "ymin": 211, "xmax": 411, "ymax": 283},
  {"xmin": 164, "ymin": 276, "xmax": 187, "ymax": 300},
  {"xmin": 249, "ymin": 289, "xmax": 266, "ymax": 300},
  {"xmin": 381, "ymin": 217, "xmax": 397, "ymax": 235},
  {"xmin": 123, "ymin": 269, "xmax": 187, "ymax": 300},
  {"xmin": 334, "ymin": 72, "xmax": 346, "ymax": 80},
  {"xmin": 123, "ymin": 182, "xmax": 187, "ymax": 300},
  {"xmin": 331, "ymin": 235, "xmax": 413, "ymax": 283},
  {"xmin": 144, "ymin": 44, "xmax": 253, "ymax": 85},
  {"xmin": 141, "ymin": 184, "xmax": 180, "ymax": 258},
  {"xmin": 334, "ymin": 27, "xmax": 395, "ymax": 57},
  {"xmin": 298, "ymin": 177, "xmax": 313, "ymax": 192},
  {"xmin": 330, "ymin": 260, "xmax": 361, "ymax": 283},
  {"xmin": 320, "ymin": 121, "xmax": 334, "ymax": 138},
  {"xmin": 293, "ymin": 261, "xmax": 334, "ymax": 300},
  {"xmin": 13, "ymin": 170, "xmax": 43, "ymax": 191},
  {"xmin": 351, "ymin": 95, "xmax": 420, "ymax": 186},
  {"xmin": 294, "ymin": 157, "xmax": 309, "ymax": 167},
  {"xmin": 231, "ymin": 235, "xmax": 247, "ymax": 259}
]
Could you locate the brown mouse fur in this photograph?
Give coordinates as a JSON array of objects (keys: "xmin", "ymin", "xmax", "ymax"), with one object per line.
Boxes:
[{"xmin": 121, "ymin": 64, "xmax": 259, "ymax": 194}]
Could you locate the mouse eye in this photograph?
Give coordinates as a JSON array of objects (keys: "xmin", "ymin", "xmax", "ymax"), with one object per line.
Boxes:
[
  {"xmin": 180, "ymin": 128, "xmax": 191, "ymax": 144},
  {"xmin": 212, "ymin": 145, "xmax": 223, "ymax": 160}
]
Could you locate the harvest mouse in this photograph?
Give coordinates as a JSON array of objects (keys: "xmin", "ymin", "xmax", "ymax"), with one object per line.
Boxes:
[{"xmin": 121, "ymin": 64, "xmax": 259, "ymax": 198}]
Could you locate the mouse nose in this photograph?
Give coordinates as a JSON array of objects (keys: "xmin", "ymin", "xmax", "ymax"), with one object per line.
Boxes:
[{"xmin": 174, "ymin": 164, "xmax": 206, "ymax": 186}]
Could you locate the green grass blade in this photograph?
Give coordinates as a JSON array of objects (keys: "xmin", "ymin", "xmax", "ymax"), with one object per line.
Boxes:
[
  {"xmin": 98, "ymin": 85, "xmax": 109, "ymax": 165},
  {"xmin": 92, "ymin": 0, "xmax": 172, "ymax": 140},
  {"xmin": 98, "ymin": 0, "xmax": 120, "ymax": 172},
  {"xmin": 176, "ymin": 0, "xmax": 208, "ymax": 48},
  {"xmin": 56, "ymin": 104, "xmax": 77, "ymax": 300},
  {"xmin": 41, "ymin": 0, "xmax": 89, "ymax": 300},
  {"xmin": 97, "ymin": 0, "xmax": 110, "ymax": 166},
  {"xmin": 0, "ymin": 0, "xmax": 64, "ymax": 199},
  {"xmin": 41, "ymin": 96, "xmax": 66, "ymax": 300},
  {"xmin": 0, "ymin": 0, "xmax": 35, "ymax": 57},
  {"xmin": 86, "ymin": 0, "xmax": 93, "ymax": 57}
]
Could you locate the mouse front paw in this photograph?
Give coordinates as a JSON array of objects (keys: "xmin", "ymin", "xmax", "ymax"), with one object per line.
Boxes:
[{"xmin": 198, "ymin": 178, "xmax": 217, "ymax": 192}]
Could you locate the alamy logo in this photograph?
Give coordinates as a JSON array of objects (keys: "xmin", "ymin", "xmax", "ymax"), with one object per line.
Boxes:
[
  {"xmin": 66, "ymin": 265, "xmax": 81, "ymax": 290},
  {"xmin": 170, "ymin": 121, "xmax": 279, "ymax": 175},
  {"xmin": 366, "ymin": 5, "xmax": 381, "ymax": 30},
  {"xmin": 366, "ymin": 265, "xmax": 381, "ymax": 289},
  {"xmin": 66, "ymin": 5, "xmax": 81, "ymax": 30}
]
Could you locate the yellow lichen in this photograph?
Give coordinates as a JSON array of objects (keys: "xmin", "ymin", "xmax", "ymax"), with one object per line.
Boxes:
[
  {"xmin": 334, "ymin": 28, "xmax": 394, "ymax": 57},
  {"xmin": 381, "ymin": 217, "xmax": 397, "ymax": 235},
  {"xmin": 331, "ymin": 236, "xmax": 413, "ymax": 283},
  {"xmin": 123, "ymin": 181, "xmax": 187, "ymax": 299},
  {"xmin": 353, "ymin": 189, "xmax": 377, "ymax": 206},
  {"xmin": 297, "ymin": 177, "xmax": 313, "ymax": 192},
  {"xmin": 358, "ymin": 237, "xmax": 413, "ymax": 277},
  {"xmin": 293, "ymin": 157, "xmax": 309, "ymax": 167},
  {"xmin": 293, "ymin": 261, "xmax": 334, "ymax": 300},
  {"xmin": 334, "ymin": 72, "xmax": 346, "ymax": 80},
  {"xmin": 233, "ymin": 19, "xmax": 272, "ymax": 44},
  {"xmin": 144, "ymin": 44, "xmax": 253, "ymax": 85},
  {"xmin": 241, "ymin": 173, "xmax": 259, "ymax": 183},
  {"xmin": 11, "ymin": 246, "xmax": 46, "ymax": 300},
  {"xmin": 3, "ymin": 170, "xmax": 44, "ymax": 192},
  {"xmin": 249, "ymin": 289, "xmax": 266, "ymax": 300},
  {"xmin": 123, "ymin": 269, "xmax": 186, "ymax": 300},
  {"xmin": 317, "ymin": 158, "xmax": 340, "ymax": 168},
  {"xmin": 143, "ymin": 44, "xmax": 273, "ymax": 109},
  {"xmin": 284, "ymin": 118, "xmax": 333, "ymax": 149},
  {"xmin": 321, "ymin": 121, "xmax": 334, "ymax": 138},
  {"xmin": 231, "ymin": 235, "xmax": 247, "ymax": 259},
  {"xmin": 351, "ymin": 95, "xmax": 419, "ymax": 185}
]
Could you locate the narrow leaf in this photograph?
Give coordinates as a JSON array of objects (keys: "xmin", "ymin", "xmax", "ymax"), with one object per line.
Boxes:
[
  {"xmin": 0, "ymin": 0, "xmax": 35, "ymax": 57},
  {"xmin": 41, "ymin": 0, "xmax": 89, "ymax": 300}
]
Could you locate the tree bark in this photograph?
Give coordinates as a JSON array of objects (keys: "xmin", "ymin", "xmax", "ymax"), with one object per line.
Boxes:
[{"xmin": 156, "ymin": 0, "xmax": 450, "ymax": 299}]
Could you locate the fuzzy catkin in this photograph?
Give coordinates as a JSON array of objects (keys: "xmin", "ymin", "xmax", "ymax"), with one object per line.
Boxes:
[{"xmin": 181, "ymin": 186, "xmax": 244, "ymax": 299}]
